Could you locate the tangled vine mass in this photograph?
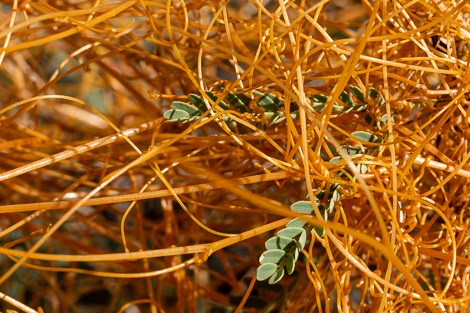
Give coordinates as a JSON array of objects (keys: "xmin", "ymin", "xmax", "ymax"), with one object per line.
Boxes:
[{"xmin": 0, "ymin": 0, "xmax": 470, "ymax": 312}]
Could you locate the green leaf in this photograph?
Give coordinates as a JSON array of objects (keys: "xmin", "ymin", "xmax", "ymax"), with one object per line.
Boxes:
[
  {"xmin": 314, "ymin": 205, "xmax": 329, "ymax": 238},
  {"xmin": 358, "ymin": 163, "xmax": 368, "ymax": 174},
  {"xmin": 290, "ymin": 201, "xmax": 314, "ymax": 214},
  {"xmin": 355, "ymin": 104, "xmax": 368, "ymax": 112},
  {"xmin": 368, "ymin": 87, "xmax": 379, "ymax": 99},
  {"xmin": 234, "ymin": 93, "xmax": 251, "ymax": 105},
  {"xmin": 311, "ymin": 94, "xmax": 328, "ymax": 104},
  {"xmin": 205, "ymin": 91, "xmax": 229, "ymax": 110},
  {"xmin": 277, "ymin": 227, "xmax": 307, "ymax": 249},
  {"xmin": 329, "ymin": 156, "xmax": 343, "ymax": 164},
  {"xmin": 285, "ymin": 253, "xmax": 295, "ymax": 275},
  {"xmin": 315, "ymin": 226, "xmax": 325, "ymax": 238},
  {"xmin": 325, "ymin": 199, "xmax": 335, "ymax": 212},
  {"xmin": 259, "ymin": 249, "xmax": 286, "ymax": 264},
  {"xmin": 313, "ymin": 190, "xmax": 325, "ymax": 202},
  {"xmin": 380, "ymin": 114, "xmax": 388, "ymax": 125},
  {"xmin": 368, "ymin": 87, "xmax": 385, "ymax": 105},
  {"xmin": 171, "ymin": 101, "xmax": 201, "ymax": 116},
  {"xmin": 254, "ymin": 91, "xmax": 280, "ymax": 112},
  {"xmin": 312, "ymin": 101, "xmax": 326, "ymax": 112},
  {"xmin": 188, "ymin": 94, "xmax": 208, "ymax": 112},
  {"xmin": 339, "ymin": 90, "xmax": 354, "ymax": 107},
  {"xmin": 297, "ymin": 230, "xmax": 307, "ymax": 249},
  {"xmin": 316, "ymin": 207, "xmax": 329, "ymax": 237},
  {"xmin": 379, "ymin": 114, "xmax": 395, "ymax": 128},
  {"xmin": 319, "ymin": 186, "xmax": 341, "ymax": 212},
  {"xmin": 163, "ymin": 108, "xmax": 189, "ymax": 122},
  {"xmin": 226, "ymin": 92, "xmax": 249, "ymax": 112},
  {"xmin": 331, "ymin": 103, "xmax": 344, "ymax": 112},
  {"xmin": 341, "ymin": 106, "xmax": 355, "ymax": 115},
  {"xmin": 331, "ymin": 188, "xmax": 341, "ymax": 203},
  {"xmin": 265, "ymin": 236, "xmax": 295, "ymax": 250},
  {"xmin": 256, "ymin": 263, "xmax": 278, "ymax": 281},
  {"xmin": 267, "ymin": 111, "xmax": 285, "ymax": 126},
  {"xmin": 289, "ymin": 111, "xmax": 299, "ymax": 120},
  {"xmin": 331, "ymin": 183, "xmax": 340, "ymax": 191},
  {"xmin": 286, "ymin": 217, "xmax": 309, "ymax": 228},
  {"xmin": 352, "ymin": 131, "xmax": 380, "ymax": 143},
  {"xmin": 292, "ymin": 244, "xmax": 300, "ymax": 261},
  {"xmin": 349, "ymin": 85, "xmax": 365, "ymax": 103},
  {"xmin": 277, "ymin": 227, "xmax": 305, "ymax": 240},
  {"xmin": 268, "ymin": 267, "xmax": 285, "ymax": 284}
]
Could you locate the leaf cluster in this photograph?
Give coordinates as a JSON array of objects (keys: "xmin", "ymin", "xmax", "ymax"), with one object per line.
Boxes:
[
  {"xmin": 163, "ymin": 85, "xmax": 392, "ymax": 134},
  {"xmin": 256, "ymin": 201, "xmax": 313, "ymax": 284},
  {"xmin": 310, "ymin": 85, "xmax": 384, "ymax": 115},
  {"xmin": 163, "ymin": 90, "xmax": 295, "ymax": 127},
  {"xmin": 256, "ymin": 125, "xmax": 384, "ymax": 285}
]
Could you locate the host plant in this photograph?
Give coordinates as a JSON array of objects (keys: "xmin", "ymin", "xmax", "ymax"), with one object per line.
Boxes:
[{"xmin": 0, "ymin": 0, "xmax": 469, "ymax": 312}]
